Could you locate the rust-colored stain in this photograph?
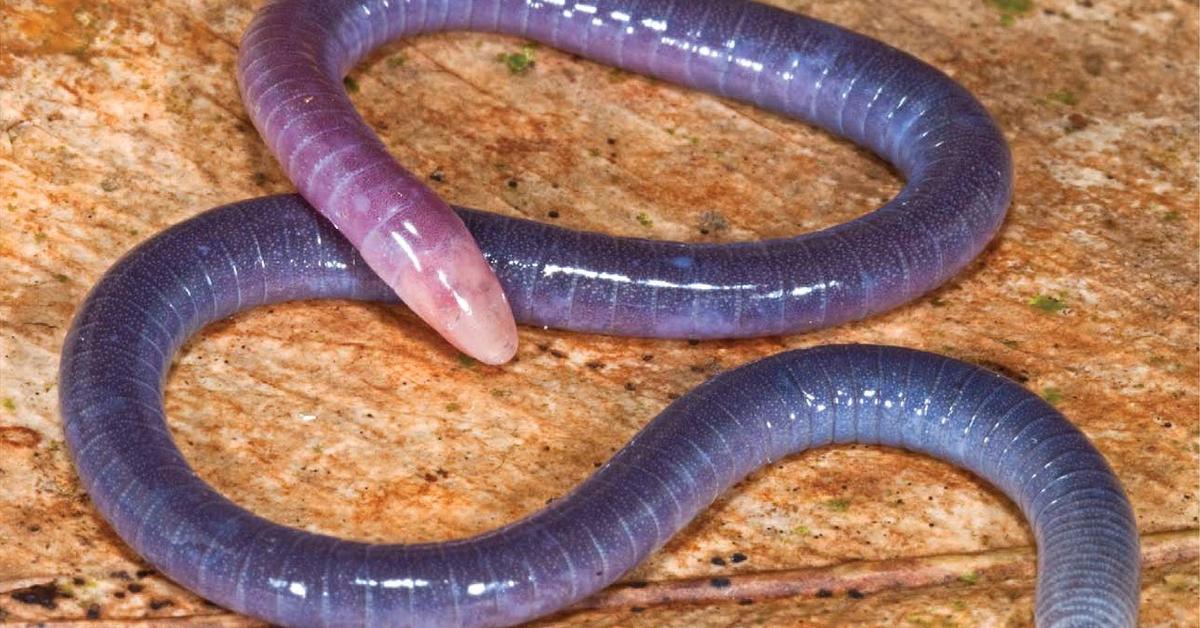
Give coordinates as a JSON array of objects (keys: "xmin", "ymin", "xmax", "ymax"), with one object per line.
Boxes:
[
  {"xmin": 0, "ymin": 425, "xmax": 42, "ymax": 448},
  {"xmin": 1, "ymin": 0, "xmax": 1197, "ymax": 625}
]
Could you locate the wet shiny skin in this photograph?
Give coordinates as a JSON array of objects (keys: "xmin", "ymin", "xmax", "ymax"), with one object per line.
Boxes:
[
  {"xmin": 60, "ymin": 0, "xmax": 1140, "ymax": 626},
  {"xmin": 62, "ymin": 198, "xmax": 1139, "ymax": 626},
  {"xmin": 237, "ymin": 0, "xmax": 1011, "ymax": 361}
]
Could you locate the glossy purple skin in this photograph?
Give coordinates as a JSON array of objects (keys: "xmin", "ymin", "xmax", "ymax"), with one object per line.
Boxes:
[
  {"xmin": 238, "ymin": 0, "xmax": 1012, "ymax": 340},
  {"xmin": 62, "ymin": 197, "xmax": 1138, "ymax": 626},
  {"xmin": 59, "ymin": 0, "xmax": 1139, "ymax": 625}
]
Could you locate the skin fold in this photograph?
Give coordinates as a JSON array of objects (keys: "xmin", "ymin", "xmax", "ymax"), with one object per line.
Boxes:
[
  {"xmin": 61, "ymin": 197, "xmax": 1139, "ymax": 627},
  {"xmin": 237, "ymin": 0, "xmax": 1012, "ymax": 363},
  {"xmin": 58, "ymin": 0, "xmax": 1140, "ymax": 626}
]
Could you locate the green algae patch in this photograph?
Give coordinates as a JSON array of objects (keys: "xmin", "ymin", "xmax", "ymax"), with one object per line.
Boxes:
[
  {"xmin": 1028, "ymin": 294, "xmax": 1068, "ymax": 313},
  {"xmin": 1041, "ymin": 386, "xmax": 1063, "ymax": 405},
  {"xmin": 497, "ymin": 45, "xmax": 536, "ymax": 75},
  {"xmin": 987, "ymin": 0, "xmax": 1034, "ymax": 26}
]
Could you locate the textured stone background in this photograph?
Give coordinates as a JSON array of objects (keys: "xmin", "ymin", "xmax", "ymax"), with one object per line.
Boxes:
[{"xmin": 1, "ymin": 0, "xmax": 1197, "ymax": 624}]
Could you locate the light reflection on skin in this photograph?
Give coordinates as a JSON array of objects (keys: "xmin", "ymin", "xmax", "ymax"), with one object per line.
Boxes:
[
  {"xmin": 540, "ymin": 262, "xmax": 838, "ymax": 298},
  {"xmin": 352, "ymin": 576, "xmax": 432, "ymax": 589},
  {"xmin": 388, "ymin": 229, "xmax": 423, "ymax": 273},
  {"xmin": 528, "ymin": 1, "xmax": 774, "ymax": 83},
  {"xmin": 268, "ymin": 578, "xmax": 310, "ymax": 597}
]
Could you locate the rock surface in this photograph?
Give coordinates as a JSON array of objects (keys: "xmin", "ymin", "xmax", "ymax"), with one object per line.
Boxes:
[{"xmin": 0, "ymin": 0, "xmax": 1196, "ymax": 624}]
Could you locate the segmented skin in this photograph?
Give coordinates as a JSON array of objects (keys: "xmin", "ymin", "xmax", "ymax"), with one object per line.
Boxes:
[
  {"xmin": 60, "ymin": 0, "xmax": 1140, "ymax": 625},
  {"xmin": 237, "ymin": 0, "xmax": 1012, "ymax": 362},
  {"xmin": 62, "ymin": 197, "xmax": 1139, "ymax": 627}
]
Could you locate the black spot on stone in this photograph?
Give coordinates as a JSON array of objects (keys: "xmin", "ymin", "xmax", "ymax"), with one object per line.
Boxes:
[
  {"xmin": 738, "ymin": 598, "xmax": 754, "ymax": 605},
  {"xmin": 547, "ymin": 210, "xmax": 559, "ymax": 219},
  {"xmin": 975, "ymin": 360, "xmax": 1029, "ymax": 383},
  {"xmin": 730, "ymin": 552, "xmax": 747, "ymax": 563},
  {"xmin": 11, "ymin": 583, "xmax": 63, "ymax": 609},
  {"xmin": 710, "ymin": 578, "xmax": 731, "ymax": 588},
  {"xmin": 627, "ymin": 580, "xmax": 648, "ymax": 588},
  {"xmin": 136, "ymin": 569, "xmax": 155, "ymax": 579},
  {"xmin": 127, "ymin": 583, "xmax": 144, "ymax": 593},
  {"xmin": 848, "ymin": 588, "xmax": 864, "ymax": 599},
  {"xmin": 149, "ymin": 598, "xmax": 174, "ymax": 610},
  {"xmin": 710, "ymin": 557, "xmax": 726, "ymax": 566},
  {"xmin": 86, "ymin": 604, "xmax": 101, "ymax": 619},
  {"xmin": 429, "ymin": 169, "xmax": 445, "ymax": 182},
  {"xmin": 816, "ymin": 588, "xmax": 833, "ymax": 598},
  {"xmin": 631, "ymin": 606, "xmax": 645, "ymax": 613}
]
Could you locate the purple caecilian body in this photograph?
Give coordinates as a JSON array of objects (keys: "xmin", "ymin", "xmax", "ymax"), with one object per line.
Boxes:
[
  {"xmin": 60, "ymin": 0, "xmax": 1139, "ymax": 626},
  {"xmin": 236, "ymin": 0, "xmax": 1012, "ymax": 360}
]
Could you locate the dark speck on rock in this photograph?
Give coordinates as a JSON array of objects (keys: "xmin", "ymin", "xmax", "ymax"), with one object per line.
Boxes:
[
  {"xmin": 631, "ymin": 606, "xmax": 645, "ymax": 613},
  {"xmin": 730, "ymin": 552, "xmax": 747, "ymax": 563},
  {"xmin": 627, "ymin": 580, "xmax": 648, "ymax": 589},
  {"xmin": 1066, "ymin": 112, "xmax": 1092, "ymax": 132},
  {"xmin": 547, "ymin": 210, "xmax": 559, "ymax": 218},
  {"xmin": 149, "ymin": 598, "xmax": 175, "ymax": 610},
  {"xmin": 710, "ymin": 556, "xmax": 726, "ymax": 566},
  {"xmin": 976, "ymin": 360, "xmax": 1028, "ymax": 383},
  {"xmin": 11, "ymin": 582, "xmax": 64, "ymax": 609},
  {"xmin": 816, "ymin": 588, "xmax": 833, "ymax": 598},
  {"xmin": 136, "ymin": 569, "xmax": 155, "ymax": 579},
  {"xmin": 506, "ymin": 178, "xmax": 518, "ymax": 188},
  {"xmin": 429, "ymin": 169, "xmax": 445, "ymax": 182},
  {"xmin": 127, "ymin": 583, "xmax": 144, "ymax": 593},
  {"xmin": 86, "ymin": 604, "xmax": 101, "ymax": 619},
  {"xmin": 738, "ymin": 598, "xmax": 754, "ymax": 605},
  {"xmin": 710, "ymin": 577, "xmax": 732, "ymax": 588},
  {"xmin": 848, "ymin": 588, "xmax": 865, "ymax": 599}
]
